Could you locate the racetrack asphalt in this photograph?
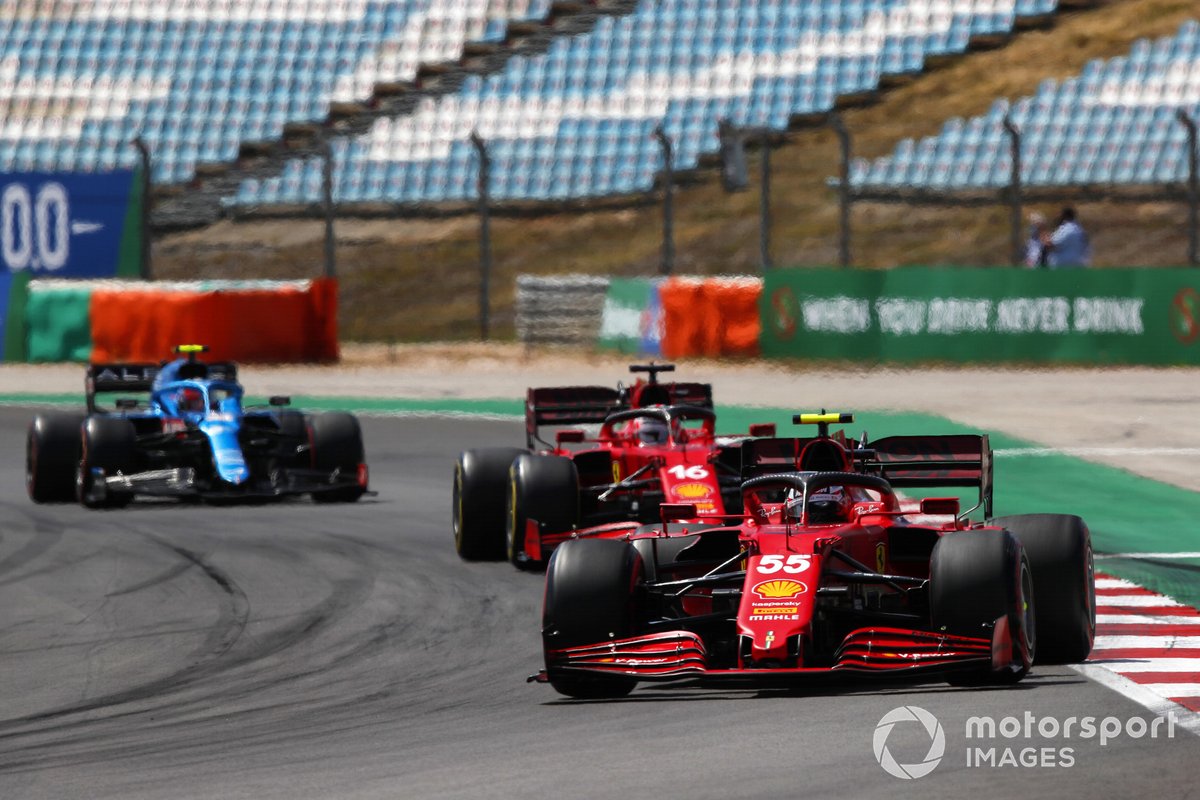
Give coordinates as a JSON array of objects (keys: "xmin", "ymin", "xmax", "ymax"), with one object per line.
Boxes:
[{"xmin": 0, "ymin": 407, "xmax": 1195, "ymax": 799}]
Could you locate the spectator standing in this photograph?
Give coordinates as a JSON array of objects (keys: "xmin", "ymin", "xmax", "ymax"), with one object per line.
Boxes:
[
  {"xmin": 1024, "ymin": 211, "xmax": 1047, "ymax": 268},
  {"xmin": 1042, "ymin": 206, "xmax": 1091, "ymax": 268}
]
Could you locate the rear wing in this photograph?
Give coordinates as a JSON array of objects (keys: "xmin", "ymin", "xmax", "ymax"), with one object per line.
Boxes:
[
  {"xmin": 741, "ymin": 434, "xmax": 993, "ymax": 518},
  {"xmin": 85, "ymin": 361, "xmax": 239, "ymax": 412},
  {"xmin": 661, "ymin": 382, "xmax": 713, "ymax": 409},
  {"xmin": 525, "ymin": 386, "xmax": 623, "ymax": 448},
  {"xmin": 868, "ymin": 434, "xmax": 993, "ymax": 517}
]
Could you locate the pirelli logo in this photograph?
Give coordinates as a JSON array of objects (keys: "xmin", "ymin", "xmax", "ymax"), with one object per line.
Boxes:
[{"xmin": 751, "ymin": 606, "xmax": 798, "ymax": 616}]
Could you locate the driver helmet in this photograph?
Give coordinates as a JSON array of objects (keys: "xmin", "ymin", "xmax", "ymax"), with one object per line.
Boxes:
[
  {"xmin": 178, "ymin": 387, "xmax": 205, "ymax": 413},
  {"xmin": 786, "ymin": 485, "xmax": 851, "ymax": 524},
  {"xmin": 635, "ymin": 417, "xmax": 670, "ymax": 445}
]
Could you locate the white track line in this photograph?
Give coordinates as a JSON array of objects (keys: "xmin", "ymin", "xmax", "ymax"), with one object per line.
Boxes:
[
  {"xmin": 1092, "ymin": 659, "xmax": 1200, "ymax": 673},
  {"xmin": 1096, "ymin": 578, "xmax": 1139, "ymax": 589},
  {"xmin": 1074, "ymin": 573, "xmax": 1200, "ymax": 737},
  {"xmin": 1070, "ymin": 665, "xmax": 1200, "ymax": 736},
  {"xmin": 1096, "ymin": 553, "xmax": 1200, "ymax": 560},
  {"xmin": 996, "ymin": 447, "xmax": 1200, "ymax": 457},
  {"xmin": 1096, "ymin": 615, "xmax": 1200, "ymax": 626},
  {"xmin": 1096, "ymin": 595, "xmax": 1185, "ymax": 607},
  {"xmin": 1094, "ymin": 636, "xmax": 1200, "ymax": 649}
]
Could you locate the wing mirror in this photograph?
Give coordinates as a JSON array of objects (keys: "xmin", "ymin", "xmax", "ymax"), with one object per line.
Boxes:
[
  {"xmin": 115, "ymin": 398, "xmax": 139, "ymax": 410},
  {"xmin": 269, "ymin": 396, "xmax": 291, "ymax": 406},
  {"xmin": 555, "ymin": 429, "xmax": 585, "ymax": 444},
  {"xmin": 748, "ymin": 423, "xmax": 776, "ymax": 437}
]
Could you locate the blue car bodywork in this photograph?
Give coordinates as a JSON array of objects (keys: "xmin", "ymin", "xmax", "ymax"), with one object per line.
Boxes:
[{"xmin": 64, "ymin": 350, "xmax": 368, "ymax": 505}]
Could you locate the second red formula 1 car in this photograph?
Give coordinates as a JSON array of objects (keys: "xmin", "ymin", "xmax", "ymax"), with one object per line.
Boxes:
[
  {"xmin": 532, "ymin": 413, "xmax": 1095, "ymax": 698},
  {"xmin": 452, "ymin": 363, "xmax": 775, "ymax": 568}
]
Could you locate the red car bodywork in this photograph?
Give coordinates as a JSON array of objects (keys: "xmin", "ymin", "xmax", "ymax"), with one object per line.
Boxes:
[
  {"xmin": 535, "ymin": 416, "xmax": 1034, "ymax": 687},
  {"xmin": 519, "ymin": 374, "xmax": 773, "ymax": 564}
]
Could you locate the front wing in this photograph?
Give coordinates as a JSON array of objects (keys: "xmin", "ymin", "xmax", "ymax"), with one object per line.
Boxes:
[
  {"xmin": 86, "ymin": 465, "xmax": 368, "ymax": 501},
  {"xmin": 534, "ymin": 625, "xmax": 1004, "ymax": 685}
]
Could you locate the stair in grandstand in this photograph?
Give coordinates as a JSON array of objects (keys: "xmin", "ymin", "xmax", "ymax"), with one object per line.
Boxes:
[{"xmin": 151, "ymin": 1, "xmax": 640, "ymax": 229}]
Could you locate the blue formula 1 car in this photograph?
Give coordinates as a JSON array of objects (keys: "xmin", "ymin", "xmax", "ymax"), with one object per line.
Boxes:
[{"xmin": 26, "ymin": 345, "xmax": 370, "ymax": 508}]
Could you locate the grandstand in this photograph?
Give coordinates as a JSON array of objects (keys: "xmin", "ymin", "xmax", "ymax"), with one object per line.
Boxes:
[
  {"xmin": 3, "ymin": 0, "xmax": 1075, "ymax": 225},
  {"xmin": 232, "ymin": 0, "xmax": 1067, "ymax": 208},
  {"xmin": 848, "ymin": 19, "xmax": 1200, "ymax": 194}
]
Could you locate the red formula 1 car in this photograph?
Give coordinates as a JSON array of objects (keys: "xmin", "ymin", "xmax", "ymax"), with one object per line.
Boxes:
[
  {"xmin": 452, "ymin": 364, "xmax": 775, "ymax": 568},
  {"xmin": 532, "ymin": 413, "xmax": 1095, "ymax": 698}
]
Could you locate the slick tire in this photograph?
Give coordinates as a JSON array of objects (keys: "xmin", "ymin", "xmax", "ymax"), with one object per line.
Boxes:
[
  {"xmin": 275, "ymin": 410, "xmax": 310, "ymax": 468},
  {"xmin": 309, "ymin": 412, "xmax": 366, "ymax": 503},
  {"xmin": 27, "ymin": 413, "xmax": 84, "ymax": 503},
  {"xmin": 931, "ymin": 531, "xmax": 1035, "ymax": 685},
  {"xmin": 77, "ymin": 417, "xmax": 136, "ymax": 509},
  {"xmin": 506, "ymin": 454, "xmax": 578, "ymax": 569},
  {"xmin": 543, "ymin": 538, "xmax": 641, "ymax": 699},
  {"xmin": 453, "ymin": 447, "xmax": 526, "ymax": 561},
  {"xmin": 990, "ymin": 514, "xmax": 1095, "ymax": 664}
]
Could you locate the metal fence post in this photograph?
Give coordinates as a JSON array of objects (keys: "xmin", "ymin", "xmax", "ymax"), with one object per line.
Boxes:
[
  {"xmin": 130, "ymin": 137, "xmax": 152, "ymax": 279},
  {"xmin": 470, "ymin": 132, "xmax": 492, "ymax": 340},
  {"xmin": 1002, "ymin": 114, "xmax": 1023, "ymax": 267},
  {"xmin": 321, "ymin": 137, "xmax": 336, "ymax": 279},
  {"xmin": 653, "ymin": 126, "xmax": 674, "ymax": 276},
  {"xmin": 1178, "ymin": 110, "xmax": 1199, "ymax": 266},
  {"xmin": 760, "ymin": 131, "xmax": 772, "ymax": 271},
  {"xmin": 828, "ymin": 114, "xmax": 851, "ymax": 269}
]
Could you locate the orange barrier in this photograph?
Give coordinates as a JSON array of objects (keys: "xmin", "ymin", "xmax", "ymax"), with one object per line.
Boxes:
[
  {"xmin": 659, "ymin": 276, "xmax": 762, "ymax": 359},
  {"xmin": 89, "ymin": 278, "xmax": 339, "ymax": 362}
]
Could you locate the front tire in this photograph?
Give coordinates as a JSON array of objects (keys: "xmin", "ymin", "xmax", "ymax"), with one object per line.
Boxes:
[
  {"xmin": 27, "ymin": 413, "xmax": 84, "ymax": 503},
  {"xmin": 453, "ymin": 447, "xmax": 525, "ymax": 560},
  {"xmin": 309, "ymin": 412, "xmax": 366, "ymax": 503},
  {"xmin": 931, "ymin": 530, "xmax": 1035, "ymax": 684},
  {"xmin": 543, "ymin": 539, "xmax": 642, "ymax": 699},
  {"xmin": 506, "ymin": 454, "xmax": 578, "ymax": 569},
  {"xmin": 990, "ymin": 514, "xmax": 1094, "ymax": 664}
]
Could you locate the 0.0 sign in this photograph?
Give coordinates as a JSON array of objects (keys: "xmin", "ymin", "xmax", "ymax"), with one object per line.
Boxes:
[{"xmin": 2, "ymin": 182, "xmax": 70, "ymax": 271}]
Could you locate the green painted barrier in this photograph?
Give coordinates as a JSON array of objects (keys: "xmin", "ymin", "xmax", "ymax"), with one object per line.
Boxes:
[
  {"xmin": 761, "ymin": 267, "xmax": 1200, "ymax": 365},
  {"xmin": 25, "ymin": 284, "xmax": 93, "ymax": 362},
  {"xmin": 2, "ymin": 271, "xmax": 31, "ymax": 362},
  {"xmin": 597, "ymin": 276, "xmax": 661, "ymax": 354}
]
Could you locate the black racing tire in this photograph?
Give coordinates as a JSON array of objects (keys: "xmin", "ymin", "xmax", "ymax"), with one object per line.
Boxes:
[
  {"xmin": 931, "ymin": 531, "xmax": 1035, "ymax": 684},
  {"xmin": 990, "ymin": 514, "xmax": 1095, "ymax": 664},
  {"xmin": 27, "ymin": 413, "xmax": 84, "ymax": 503},
  {"xmin": 77, "ymin": 416, "xmax": 137, "ymax": 509},
  {"xmin": 275, "ymin": 410, "xmax": 310, "ymax": 468},
  {"xmin": 543, "ymin": 538, "xmax": 642, "ymax": 699},
  {"xmin": 453, "ymin": 447, "xmax": 526, "ymax": 561},
  {"xmin": 309, "ymin": 412, "xmax": 366, "ymax": 503},
  {"xmin": 506, "ymin": 454, "xmax": 578, "ymax": 569}
]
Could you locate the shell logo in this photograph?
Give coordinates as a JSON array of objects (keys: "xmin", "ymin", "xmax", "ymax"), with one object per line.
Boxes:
[
  {"xmin": 673, "ymin": 482, "xmax": 712, "ymax": 499},
  {"xmin": 753, "ymin": 579, "xmax": 808, "ymax": 599}
]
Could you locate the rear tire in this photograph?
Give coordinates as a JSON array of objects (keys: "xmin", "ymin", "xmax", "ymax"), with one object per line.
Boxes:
[
  {"xmin": 506, "ymin": 454, "xmax": 578, "ymax": 569},
  {"xmin": 77, "ymin": 417, "xmax": 137, "ymax": 509},
  {"xmin": 309, "ymin": 412, "xmax": 366, "ymax": 503},
  {"xmin": 931, "ymin": 531, "xmax": 1035, "ymax": 684},
  {"xmin": 543, "ymin": 539, "xmax": 641, "ymax": 699},
  {"xmin": 27, "ymin": 413, "xmax": 84, "ymax": 503},
  {"xmin": 990, "ymin": 514, "xmax": 1095, "ymax": 664},
  {"xmin": 453, "ymin": 447, "xmax": 525, "ymax": 560}
]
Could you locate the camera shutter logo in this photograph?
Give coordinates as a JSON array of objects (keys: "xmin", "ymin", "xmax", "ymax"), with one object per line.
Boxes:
[{"xmin": 873, "ymin": 705, "xmax": 945, "ymax": 779}]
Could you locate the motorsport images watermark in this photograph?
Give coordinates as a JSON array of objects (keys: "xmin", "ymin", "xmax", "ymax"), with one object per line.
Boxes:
[{"xmin": 873, "ymin": 705, "xmax": 1179, "ymax": 779}]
